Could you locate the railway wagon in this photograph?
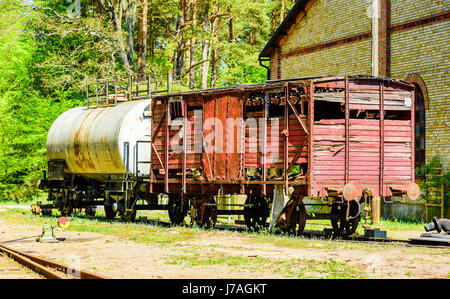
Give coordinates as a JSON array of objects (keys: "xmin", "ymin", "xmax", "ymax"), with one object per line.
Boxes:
[
  {"xmin": 36, "ymin": 98, "xmax": 153, "ymax": 221},
  {"xmin": 35, "ymin": 75, "xmax": 420, "ymax": 237},
  {"xmin": 149, "ymin": 76, "xmax": 420, "ymax": 235}
]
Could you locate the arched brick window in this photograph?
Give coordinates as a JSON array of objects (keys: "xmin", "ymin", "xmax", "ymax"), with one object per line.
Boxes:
[
  {"xmin": 405, "ymin": 74, "xmax": 428, "ymax": 176},
  {"xmin": 414, "ymin": 85, "xmax": 426, "ymax": 175}
]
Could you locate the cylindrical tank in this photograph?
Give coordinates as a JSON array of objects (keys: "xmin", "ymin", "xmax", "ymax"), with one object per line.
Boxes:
[{"xmin": 46, "ymin": 100, "xmax": 151, "ymax": 182}]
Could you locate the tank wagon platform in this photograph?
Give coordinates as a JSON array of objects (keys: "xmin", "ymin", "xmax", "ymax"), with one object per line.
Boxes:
[{"xmin": 36, "ymin": 75, "xmax": 420, "ymax": 237}]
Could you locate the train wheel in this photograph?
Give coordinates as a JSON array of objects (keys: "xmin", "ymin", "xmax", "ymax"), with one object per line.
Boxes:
[
  {"xmin": 120, "ymin": 209, "xmax": 137, "ymax": 222},
  {"xmin": 330, "ymin": 201, "xmax": 360, "ymax": 238},
  {"xmin": 104, "ymin": 204, "xmax": 117, "ymax": 219},
  {"xmin": 104, "ymin": 195, "xmax": 117, "ymax": 219},
  {"xmin": 168, "ymin": 194, "xmax": 187, "ymax": 226},
  {"xmin": 285, "ymin": 200, "xmax": 307, "ymax": 236},
  {"xmin": 201, "ymin": 200, "xmax": 217, "ymax": 229},
  {"xmin": 187, "ymin": 195, "xmax": 203, "ymax": 227},
  {"xmin": 59, "ymin": 206, "xmax": 73, "ymax": 217},
  {"xmin": 41, "ymin": 207, "xmax": 52, "ymax": 216},
  {"xmin": 244, "ymin": 195, "xmax": 269, "ymax": 232},
  {"xmin": 85, "ymin": 206, "xmax": 96, "ymax": 217}
]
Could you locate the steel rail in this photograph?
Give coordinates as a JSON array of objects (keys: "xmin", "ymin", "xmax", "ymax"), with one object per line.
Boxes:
[{"xmin": 0, "ymin": 243, "xmax": 109, "ymax": 279}]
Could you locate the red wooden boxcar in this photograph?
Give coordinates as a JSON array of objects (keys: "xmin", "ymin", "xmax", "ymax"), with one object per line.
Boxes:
[{"xmin": 149, "ymin": 76, "xmax": 419, "ymax": 235}]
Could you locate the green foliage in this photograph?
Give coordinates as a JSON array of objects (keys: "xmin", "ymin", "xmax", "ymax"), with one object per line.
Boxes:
[
  {"xmin": 0, "ymin": 0, "xmax": 301, "ymax": 200},
  {"xmin": 0, "ymin": 1, "xmax": 83, "ymax": 201}
]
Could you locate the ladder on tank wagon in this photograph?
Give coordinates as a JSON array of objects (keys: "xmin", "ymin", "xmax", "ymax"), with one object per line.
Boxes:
[{"xmin": 121, "ymin": 141, "xmax": 152, "ymax": 210}]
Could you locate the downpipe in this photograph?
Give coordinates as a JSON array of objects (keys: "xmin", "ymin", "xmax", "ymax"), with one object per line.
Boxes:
[{"xmin": 259, "ymin": 57, "xmax": 270, "ymax": 81}]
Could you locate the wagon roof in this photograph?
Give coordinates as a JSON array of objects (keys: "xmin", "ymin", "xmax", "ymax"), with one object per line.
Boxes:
[{"xmin": 150, "ymin": 75, "xmax": 414, "ymax": 99}]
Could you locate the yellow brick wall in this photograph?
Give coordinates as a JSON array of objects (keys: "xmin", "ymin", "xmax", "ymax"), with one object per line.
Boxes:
[
  {"xmin": 390, "ymin": 22, "xmax": 450, "ymax": 170},
  {"xmin": 281, "ymin": 39, "xmax": 372, "ymax": 78},
  {"xmin": 272, "ymin": 0, "xmax": 450, "ymax": 171},
  {"xmin": 269, "ymin": 47, "xmax": 280, "ymax": 80},
  {"xmin": 282, "ymin": 0, "xmax": 371, "ymax": 54},
  {"xmin": 390, "ymin": 0, "xmax": 450, "ymax": 25}
]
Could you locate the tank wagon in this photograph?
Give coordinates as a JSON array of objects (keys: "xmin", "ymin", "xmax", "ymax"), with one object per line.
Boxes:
[
  {"xmin": 37, "ymin": 98, "xmax": 152, "ymax": 221},
  {"xmin": 36, "ymin": 76, "xmax": 420, "ymax": 236}
]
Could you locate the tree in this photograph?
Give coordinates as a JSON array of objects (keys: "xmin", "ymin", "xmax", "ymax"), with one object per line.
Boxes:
[
  {"xmin": 0, "ymin": 1, "xmax": 80, "ymax": 201},
  {"xmin": 100, "ymin": 0, "xmax": 137, "ymax": 75},
  {"xmin": 0, "ymin": 0, "xmax": 298, "ymax": 199},
  {"xmin": 136, "ymin": 0, "xmax": 148, "ymax": 80}
]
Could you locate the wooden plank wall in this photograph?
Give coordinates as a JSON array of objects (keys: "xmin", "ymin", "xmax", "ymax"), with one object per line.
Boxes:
[
  {"xmin": 244, "ymin": 112, "xmax": 308, "ymax": 169},
  {"xmin": 152, "ymin": 94, "xmax": 244, "ymax": 181},
  {"xmin": 152, "ymin": 95, "xmax": 310, "ymax": 180},
  {"xmin": 312, "ymin": 119, "xmax": 412, "ymax": 187},
  {"xmin": 152, "ymin": 97, "xmax": 203, "ymax": 172}
]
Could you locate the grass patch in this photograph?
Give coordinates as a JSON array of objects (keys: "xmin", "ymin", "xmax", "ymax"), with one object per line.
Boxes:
[
  {"xmin": 165, "ymin": 252, "xmax": 365, "ymax": 279},
  {"xmin": 0, "ymin": 208, "xmax": 443, "ymax": 257},
  {"xmin": 244, "ymin": 230, "xmax": 370, "ymax": 251},
  {"xmin": 376, "ymin": 218, "xmax": 425, "ymax": 232},
  {"xmin": 0, "ymin": 200, "xmax": 34, "ymax": 205},
  {"xmin": 0, "ymin": 208, "xmax": 198, "ymax": 246}
]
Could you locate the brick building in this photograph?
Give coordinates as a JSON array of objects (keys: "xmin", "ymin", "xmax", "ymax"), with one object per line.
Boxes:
[{"xmin": 259, "ymin": 0, "xmax": 450, "ymax": 174}]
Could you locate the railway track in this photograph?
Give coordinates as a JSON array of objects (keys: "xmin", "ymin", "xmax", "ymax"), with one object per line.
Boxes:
[
  {"xmin": 1, "ymin": 213, "xmax": 445, "ymax": 280},
  {"xmin": 0, "ymin": 243, "xmax": 108, "ymax": 279}
]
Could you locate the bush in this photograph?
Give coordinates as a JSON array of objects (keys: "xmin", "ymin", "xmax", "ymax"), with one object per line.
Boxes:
[
  {"xmin": 0, "ymin": 3, "xmax": 82, "ymax": 202},
  {"xmin": 418, "ymin": 156, "xmax": 449, "ymax": 206}
]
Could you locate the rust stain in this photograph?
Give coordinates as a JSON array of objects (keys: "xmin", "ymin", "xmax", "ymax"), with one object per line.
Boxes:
[{"xmin": 73, "ymin": 110, "xmax": 100, "ymax": 171}]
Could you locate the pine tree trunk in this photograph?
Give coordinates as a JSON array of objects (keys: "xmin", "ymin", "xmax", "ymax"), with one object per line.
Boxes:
[
  {"xmin": 100, "ymin": 0, "xmax": 134, "ymax": 75},
  {"xmin": 189, "ymin": 0, "xmax": 197, "ymax": 89},
  {"xmin": 149, "ymin": 3, "xmax": 154, "ymax": 58},
  {"xmin": 280, "ymin": 0, "xmax": 285, "ymax": 24},
  {"xmin": 201, "ymin": 15, "xmax": 210, "ymax": 89},
  {"xmin": 125, "ymin": 0, "xmax": 137, "ymax": 72},
  {"xmin": 173, "ymin": 0, "xmax": 186, "ymax": 81},
  {"xmin": 229, "ymin": 17, "xmax": 235, "ymax": 43},
  {"xmin": 271, "ymin": 0, "xmax": 277, "ymax": 33},
  {"xmin": 137, "ymin": 0, "xmax": 148, "ymax": 81},
  {"xmin": 211, "ymin": 48, "xmax": 217, "ymax": 88},
  {"xmin": 211, "ymin": 16, "xmax": 220, "ymax": 88}
]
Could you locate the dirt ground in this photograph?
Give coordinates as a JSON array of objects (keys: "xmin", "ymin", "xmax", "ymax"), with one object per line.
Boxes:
[{"xmin": 0, "ymin": 208, "xmax": 449, "ymax": 279}]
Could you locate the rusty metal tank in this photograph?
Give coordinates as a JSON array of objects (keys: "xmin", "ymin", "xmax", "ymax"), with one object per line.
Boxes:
[{"xmin": 46, "ymin": 100, "xmax": 151, "ymax": 182}]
